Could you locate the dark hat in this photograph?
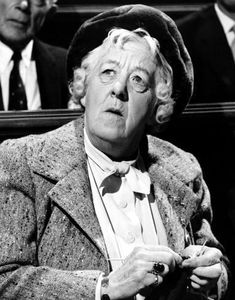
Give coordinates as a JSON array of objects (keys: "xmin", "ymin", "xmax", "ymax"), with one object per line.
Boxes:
[{"xmin": 67, "ymin": 4, "xmax": 193, "ymax": 114}]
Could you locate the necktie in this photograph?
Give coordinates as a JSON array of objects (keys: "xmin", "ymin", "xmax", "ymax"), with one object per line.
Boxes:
[
  {"xmin": 8, "ymin": 52, "xmax": 27, "ymax": 110},
  {"xmin": 230, "ymin": 25, "xmax": 235, "ymax": 62}
]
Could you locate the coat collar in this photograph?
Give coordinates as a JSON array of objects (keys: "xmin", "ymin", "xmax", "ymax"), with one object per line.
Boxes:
[
  {"xmin": 33, "ymin": 39, "xmax": 61, "ymax": 109},
  {"xmin": 30, "ymin": 117, "xmax": 200, "ymax": 254},
  {"xmin": 30, "ymin": 117, "xmax": 108, "ymax": 260},
  {"xmin": 146, "ymin": 135, "xmax": 202, "ymax": 252},
  {"xmin": 30, "ymin": 117, "xmax": 85, "ymax": 180}
]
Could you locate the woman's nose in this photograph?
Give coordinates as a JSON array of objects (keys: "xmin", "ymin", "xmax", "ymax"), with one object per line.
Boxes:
[{"xmin": 111, "ymin": 79, "xmax": 128, "ymax": 102}]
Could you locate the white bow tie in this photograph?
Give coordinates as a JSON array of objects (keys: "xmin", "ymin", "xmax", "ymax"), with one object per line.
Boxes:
[
  {"xmin": 84, "ymin": 129, "xmax": 151, "ymax": 195},
  {"xmin": 100, "ymin": 161, "xmax": 151, "ymax": 195}
]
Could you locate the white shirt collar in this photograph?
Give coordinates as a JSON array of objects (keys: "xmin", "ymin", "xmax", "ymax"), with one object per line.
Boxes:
[
  {"xmin": 84, "ymin": 129, "xmax": 137, "ymax": 180},
  {"xmin": 84, "ymin": 129, "xmax": 151, "ymax": 194},
  {"xmin": 215, "ymin": 3, "xmax": 235, "ymax": 34},
  {"xmin": 0, "ymin": 39, "xmax": 34, "ymax": 73},
  {"xmin": 21, "ymin": 40, "xmax": 34, "ymax": 67},
  {"xmin": 0, "ymin": 41, "xmax": 13, "ymax": 73}
]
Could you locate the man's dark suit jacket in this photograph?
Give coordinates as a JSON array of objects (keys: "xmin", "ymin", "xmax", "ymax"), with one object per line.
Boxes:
[
  {"xmin": 177, "ymin": 4, "xmax": 235, "ymax": 103},
  {"xmin": 0, "ymin": 38, "xmax": 69, "ymax": 110}
]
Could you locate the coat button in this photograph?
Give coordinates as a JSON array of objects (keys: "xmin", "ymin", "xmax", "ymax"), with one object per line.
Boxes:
[
  {"xmin": 119, "ymin": 200, "xmax": 127, "ymax": 208},
  {"xmin": 126, "ymin": 232, "xmax": 135, "ymax": 243}
]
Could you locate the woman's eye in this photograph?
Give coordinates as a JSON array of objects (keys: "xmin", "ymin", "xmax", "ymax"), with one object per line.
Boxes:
[
  {"xmin": 130, "ymin": 75, "xmax": 148, "ymax": 92},
  {"xmin": 132, "ymin": 75, "xmax": 143, "ymax": 84},
  {"xmin": 100, "ymin": 69, "xmax": 116, "ymax": 83}
]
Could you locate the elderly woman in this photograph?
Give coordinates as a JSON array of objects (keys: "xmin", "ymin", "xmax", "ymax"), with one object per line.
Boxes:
[{"xmin": 0, "ymin": 4, "xmax": 230, "ymax": 300}]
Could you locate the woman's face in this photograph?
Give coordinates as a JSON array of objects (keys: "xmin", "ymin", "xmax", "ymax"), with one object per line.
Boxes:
[{"xmin": 83, "ymin": 41, "xmax": 157, "ymax": 159}]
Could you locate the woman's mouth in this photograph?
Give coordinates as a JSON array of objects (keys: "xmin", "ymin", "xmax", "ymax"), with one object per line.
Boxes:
[{"xmin": 106, "ymin": 108, "xmax": 123, "ymax": 117}]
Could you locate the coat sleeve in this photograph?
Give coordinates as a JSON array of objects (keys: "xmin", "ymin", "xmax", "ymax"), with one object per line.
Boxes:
[
  {"xmin": 189, "ymin": 153, "xmax": 230, "ymax": 300},
  {"xmin": 0, "ymin": 138, "xmax": 101, "ymax": 300}
]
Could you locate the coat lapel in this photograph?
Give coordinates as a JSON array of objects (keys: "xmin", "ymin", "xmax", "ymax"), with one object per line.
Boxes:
[
  {"xmin": 33, "ymin": 39, "xmax": 60, "ymax": 109},
  {"xmin": 146, "ymin": 135, "xmax": 201, "ymax": 253},
  {"xmin": 48, "ymin": 166, "xmax": 107, "ymax": 257},
  {"xmin": 30, "ymin": 117, "xmax": 107, "ymax": 259}
]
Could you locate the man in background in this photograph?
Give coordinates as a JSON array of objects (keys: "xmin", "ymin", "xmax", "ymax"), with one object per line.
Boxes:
[
  {"xmin": 177, "ymin": 0, "xmax": 235, "ymax": 103},
  {"xmin": 0, "ymin": 0, "xmax": 69, "ymax": 111}
]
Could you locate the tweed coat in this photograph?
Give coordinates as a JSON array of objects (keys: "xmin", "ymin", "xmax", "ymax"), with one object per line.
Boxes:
[{"xmin": 0, "ymin": 116, "xmax": 229, "ymax": 299}]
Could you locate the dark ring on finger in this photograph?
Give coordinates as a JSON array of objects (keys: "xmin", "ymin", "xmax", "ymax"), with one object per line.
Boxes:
[{"xmin": 150, "ymin": 262, "xmax": 165, "ymax": 276}]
